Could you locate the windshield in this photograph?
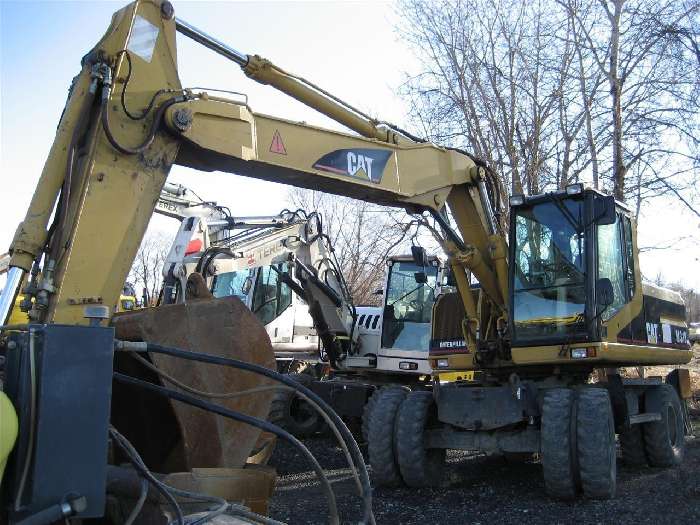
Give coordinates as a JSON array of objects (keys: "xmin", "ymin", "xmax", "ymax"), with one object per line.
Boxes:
[
  {"xmin": 382, "ymin": 260, "xmax": 438, "ymax": 352},
  {"xmin": 512, "ymin": 199, "xmax": 587, "ymax": 343}
]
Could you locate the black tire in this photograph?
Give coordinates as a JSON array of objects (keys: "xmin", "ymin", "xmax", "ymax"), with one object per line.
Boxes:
[
  {"xmin": 367, "ymin": 388, "xmax": 408, "ymax": 487},
  {"xmin": 395, "ymin": 391, "xmax": 446, "ymax": 487},
  {"xmin": 642, "ymin": 384, "xmax": 685, "ymax": 467},
  {"xmin": 268, "ymin": 373, "xmax": 321, "ymax": 438},
  {"xmin": 576, "ymin": 388, "xmax": 616, "ymax": 499},
  {"xmin": 541, "ymin": 388, "xmax": 577, "ymax": 500},
  {"xmin": 619, "ymin": 393, "xmax": 647, "ymax": 466},
  {"xmin": 362, "ymin": 386, "xmax": 405, "ymax": 442},
  {"xmin": 619, "ymin": 425, "xmax": 648, "ymax": 466}
]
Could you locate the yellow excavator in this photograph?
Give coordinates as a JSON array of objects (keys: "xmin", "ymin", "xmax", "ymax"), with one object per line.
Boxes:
[{"xmin": 0, "ymin": 0, "xmax": 694, "ymax": 522}]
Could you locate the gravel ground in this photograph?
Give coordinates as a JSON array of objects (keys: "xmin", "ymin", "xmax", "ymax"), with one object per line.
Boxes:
[{"xmin": 267, "ymin": 418, "xmax": 700, "ymax": 524}]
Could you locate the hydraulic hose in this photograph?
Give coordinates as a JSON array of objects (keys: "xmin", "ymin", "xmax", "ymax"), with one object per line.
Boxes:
[
  {"xmin": 113, "ymin": 372, "xmax": 340, "ymax": 525},
  {"xmin": 115, "ymin": 341, "xmax": 375, "ymax": 525}
]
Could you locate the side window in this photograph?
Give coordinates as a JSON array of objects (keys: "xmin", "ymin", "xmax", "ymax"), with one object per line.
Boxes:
[
  {"xmin": 623, "ymin": 216, "xmax": 636, "ymax": 299},
  {"xmin": 252, "ymin": 263, "xmax": 292, "ymax": 325},
  {"xmin": 278, "ymin": 263, "xmax": 293, "ymax": 313},
  {"xmin": 597, "ymin": 214, "xmax": 626, "ymax": 319},
  {"xmin": 211, "ymin": 270, "xmax": 250, "ymax": 300},
  {"xmin": 253, "ymin": 266, "xmax": 278, "ymax": 325}
]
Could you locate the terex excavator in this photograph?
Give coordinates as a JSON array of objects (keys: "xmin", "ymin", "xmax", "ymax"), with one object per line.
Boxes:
[
  {"xmin": 0, "ymin": 1, "xmax": 694, "ymax": 521},
  {"xmin": 153, "ymin": 183, "xmax": 451, "ymax": 438}
]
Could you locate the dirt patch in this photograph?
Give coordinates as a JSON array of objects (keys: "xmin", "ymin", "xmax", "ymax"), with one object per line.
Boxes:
[{"xmin": 268, "ymin": 419, "xmax": 700, "ymax": 524}]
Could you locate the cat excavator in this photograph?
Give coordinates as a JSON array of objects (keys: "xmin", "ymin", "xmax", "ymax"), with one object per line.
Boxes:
[{"xmin": 0, "ymin": 1, "xmax": 694, "ymax": 522}]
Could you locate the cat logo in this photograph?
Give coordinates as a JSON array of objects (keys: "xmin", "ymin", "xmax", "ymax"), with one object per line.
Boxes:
[
  {"xmin": 346, "ymin": 151, "xmax": 374, "ymax": 180},
  {"xmin": 312, "ymin": 148, "xmax": 392, "ymax": 184}
]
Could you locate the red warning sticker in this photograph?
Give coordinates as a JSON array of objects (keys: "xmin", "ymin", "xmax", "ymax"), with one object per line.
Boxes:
[{"xmin": 269, "ymin": 130, "xmax": 287, "ymax": 155}]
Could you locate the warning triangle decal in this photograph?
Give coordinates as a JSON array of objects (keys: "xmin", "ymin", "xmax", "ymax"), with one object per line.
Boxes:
[{"xmin": 269, "ymin": 130, "xmax": 287, "ymax": 155}]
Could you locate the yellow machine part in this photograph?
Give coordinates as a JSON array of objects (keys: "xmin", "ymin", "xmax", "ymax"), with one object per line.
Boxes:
[
  {"xmin": 438, "ymin": 371, "xmax": 475, "ymax": 382},
  {"xmin": 0, "ymin": 391, "xmax": 19, "ymax": 486},
  {"xmin": 7, "ymin": 297, "xmax": 28, "ymax": 326},
  {"xmin": 115, "ymin": 294, "xmax": 138, "ymax": 313}
]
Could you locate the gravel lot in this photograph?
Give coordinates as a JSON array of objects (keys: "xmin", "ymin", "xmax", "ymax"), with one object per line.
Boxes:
[{"xmin": 268, "ymin": 418, "xmax": 700, "ymax": 524}]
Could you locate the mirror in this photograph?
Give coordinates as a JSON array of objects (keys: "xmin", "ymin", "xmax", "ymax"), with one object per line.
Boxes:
[
  {"xmin": 596, "ymin": 277, "xmax": 614, "ymax": 309},
  {"xmin": 594, "ymin": 195, "xmax": 616, "ymax": 225},
  {"xmin": 373, "ymin": 288, "xmax": 384, "ymax": 295},
  {"xmin": 241, "ymin": 276, "xmax": 253, "ymax": 296},
  {"xmin": 414, "ymin": 271, "xmax": 428, "ymax": 284},
  {"xmin": 411, "ymin": 245, "xmax": 429, "ymax": 267}
]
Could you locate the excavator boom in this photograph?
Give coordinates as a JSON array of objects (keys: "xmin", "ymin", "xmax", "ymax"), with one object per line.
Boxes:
[
  {"xmin": 3, "ymin": 0, "xmax": 690, "ymax": 370},
  {"xmin": 3, "ymin": 0, "xmax": 506, "ymax": 366}
]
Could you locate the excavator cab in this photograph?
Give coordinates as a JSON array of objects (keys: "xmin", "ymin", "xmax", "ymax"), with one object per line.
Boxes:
[
  {"xmin": 381, "ymin": 257, "xmax": 439, "ymax": 352},
  {"xmin": 508, "ymin": 183, "xmax": 689, "ymax": 355},
  {"xmin": 509, "ymin": 184, "xmax": 628, "ymax": 345}
]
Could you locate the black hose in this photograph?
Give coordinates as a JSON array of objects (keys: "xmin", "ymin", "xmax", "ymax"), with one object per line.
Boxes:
[
  {"xmin": 101, "ymin": 93, "xmax": 188, "ymax": 155},
  {"xmin": 48, "ymin": 80, "xmax": 98, "ymax": 261},
  {"xmin": 122, "ymin": 342, "xmax": 374, "ymax": 524},
  {"xmin": 115, "ymin": 50, "xmax": 176, "ymax": 121},
  {"xmin": 113, "ymin": 372, "xmax": 341, "ymax": 525},
  {"xmin": 109, "ymin": 428, "xmax": 184, "ymax": 525},
  {"xmin": 195, "ymin": 246, "xmax": 238, "ymax": 277}
]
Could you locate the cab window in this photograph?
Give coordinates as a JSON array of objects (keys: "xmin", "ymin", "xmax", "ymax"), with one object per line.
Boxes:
[
  {"xmin": 597, "ymin": 214, "xmax": 626, "ymax": 319},
  {"xmin": 381, "ymin": 260, "xmax": 438, "ymax": 351},
  {"xmin": 252, "ymin": 263, "xmax": 292, "ymax": 325},
  {"xmin": 211, "ymin": 270, "xmax": 250, "ymax": 300}
]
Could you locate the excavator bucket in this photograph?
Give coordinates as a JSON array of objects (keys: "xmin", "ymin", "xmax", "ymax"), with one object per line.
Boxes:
[{"xmin": 111, "ymin": 291, "xmax": 276, "ymax": 472}]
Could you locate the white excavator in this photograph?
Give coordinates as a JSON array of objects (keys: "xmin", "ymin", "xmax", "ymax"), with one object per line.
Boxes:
[{"xmin": 152, "ymin": 183, "xmax": 452, "ymax": 436}]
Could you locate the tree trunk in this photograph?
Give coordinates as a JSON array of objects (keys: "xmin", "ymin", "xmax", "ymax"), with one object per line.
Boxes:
[{"xmin": 608, "ymin": 0, "xmax": 626, "ymax": 200}]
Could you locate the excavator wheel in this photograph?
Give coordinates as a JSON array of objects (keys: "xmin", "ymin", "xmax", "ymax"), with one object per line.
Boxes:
[
  {"xmin": 368, "ymin": 387, "xmax": 408, "ymax": 487},
  {"xmin": 541, "ymin": 388, "xmax": 578, "ymax": 500},
  {"xmin": 395, "ymin": 391, "xmax": 445, "ymax": 487},
  {"xmin": 362, "ymin": 386, "xmax": 405, "ymax": 443},
  {"xmin": 642, "ymin": 384, "xmax": 686, "ymax": 467},
  {"xmin": 576, "ymin": 388, "xmax": 616, "ymax": 500},
  {"xmin": 619, "ymin": 425, "xmax": 648, "ymax": 466},
  {"xmin": 268, "ymin": 373, "xmax": 322, "ymax": 438},
  {"xmin": 619, "ymin": 393, "xmax": 648, "ymax": 466}
]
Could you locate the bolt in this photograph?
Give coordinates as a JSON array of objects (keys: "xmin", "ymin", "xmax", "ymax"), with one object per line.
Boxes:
[
  {"xmin": 7, "ymin": 341, "xmax": 17, "ymax": 350},
  {"xmin": 96, "ymin": 172, "xmax": 105, "ymax": 182},
  {"xmin": 161, "ymin": 1, "xmax": 175, "ymax": 20},
  {"xmin": 172, "ymin": 107, "xmax": 193, "ymax": 132}
]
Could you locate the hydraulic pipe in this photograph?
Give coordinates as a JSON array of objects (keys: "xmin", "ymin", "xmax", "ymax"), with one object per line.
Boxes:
[
  {"xmin": 175, "ymin": 18, "xmax": 248, "ymax": 66},
  {"xmin": 174, "ymin": 17, "xmax": 402, "ymax": 144},
  {"xmin": 0, "ymin": 267, "xmax": 24, "ymax": 325}
]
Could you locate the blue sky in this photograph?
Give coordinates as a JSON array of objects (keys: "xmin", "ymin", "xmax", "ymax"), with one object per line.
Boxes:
[{"xmin": 1, "ymin": 0, "xmax": 698, "ymax": 289}]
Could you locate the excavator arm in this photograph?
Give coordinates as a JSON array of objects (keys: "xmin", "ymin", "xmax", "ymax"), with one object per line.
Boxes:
[{"xmin": 3, "ymin": 0, "xmax": 506, "ymax": 366}]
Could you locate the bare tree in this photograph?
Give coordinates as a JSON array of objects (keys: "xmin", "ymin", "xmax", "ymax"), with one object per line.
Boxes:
[
  {"xmin": 562, "ymin": 0, "xmax": 700, "ymax": 211},
  {"xmin": 399, "ymin": 0, "xmax": 594, "ymax": 198},
  {"xmin": 128, "ymin": 232, "xmax": 173, "ymax": 305},
  {"xmin": 288, "ymin": 189, "xmax": 422, "ymax": 305},
  {"xmin": 398, "ymin": 0, "xmax": 700, "ymax": 217}
]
